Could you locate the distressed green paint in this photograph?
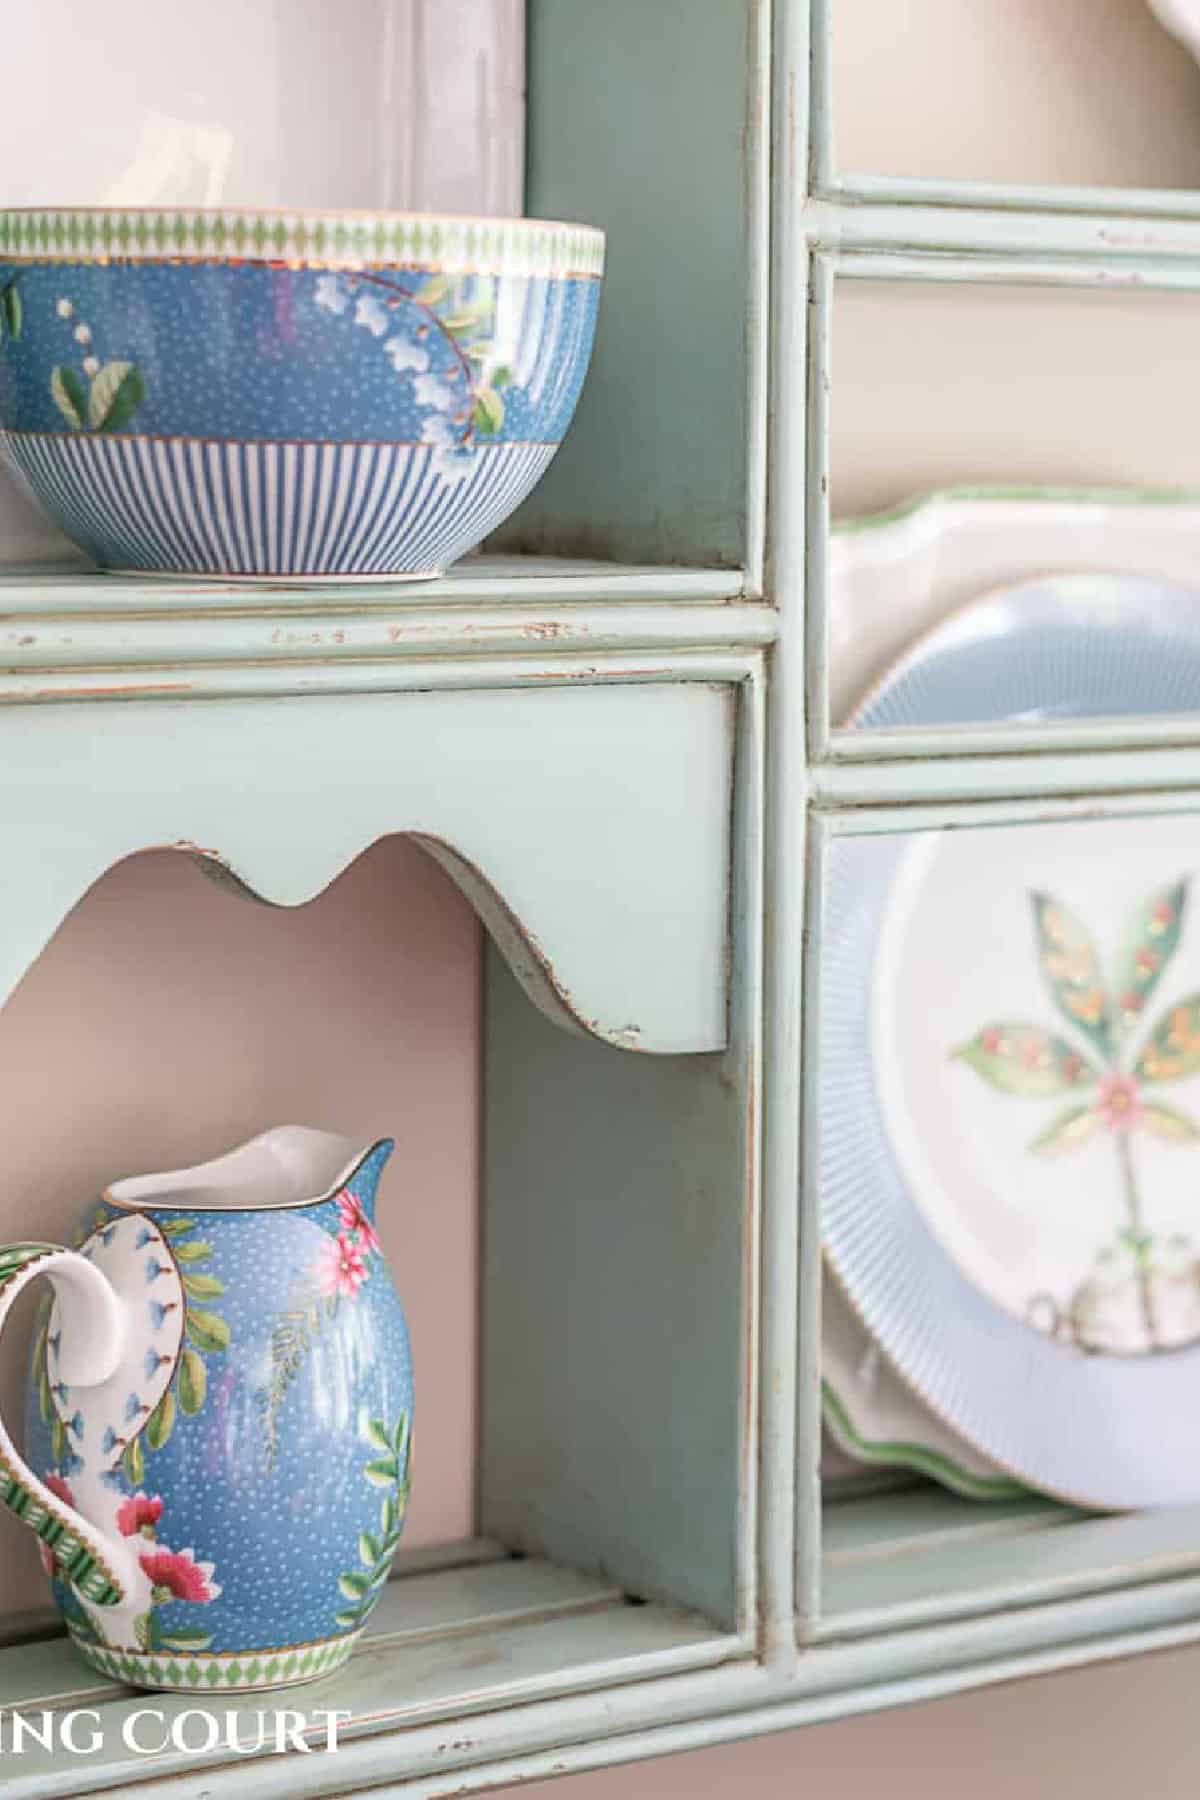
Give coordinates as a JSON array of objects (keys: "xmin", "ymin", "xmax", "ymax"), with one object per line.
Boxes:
[
  {"xmin": 0, "ymin": 0, "xmax": 1196, "ymax": 1785},
  {"xmin": 492, "ymin": 0, "xmax": 767, "ymax": 570}
]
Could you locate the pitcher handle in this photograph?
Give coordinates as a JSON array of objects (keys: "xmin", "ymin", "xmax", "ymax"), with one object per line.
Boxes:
[{"xmin": 0, "ymin": 1243, "xmax": 139, "ymax": 1606}]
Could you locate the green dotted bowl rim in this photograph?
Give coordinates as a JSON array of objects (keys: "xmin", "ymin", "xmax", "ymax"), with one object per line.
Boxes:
[{"xmin": 0, "ymin": 207, "xmax": 606, "ymax": 278}]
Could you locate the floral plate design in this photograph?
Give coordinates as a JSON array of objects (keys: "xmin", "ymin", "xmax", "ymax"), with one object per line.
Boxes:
[{"xmin": 823, "ymin": 818, "xmax": 1200, "ymax": 1509}]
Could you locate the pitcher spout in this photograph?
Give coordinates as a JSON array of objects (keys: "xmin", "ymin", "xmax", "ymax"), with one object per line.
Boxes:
[
  {"xmin": 333, "ymin": 1137, "xmax": 394, "ymax": 1225},
  {"xmin": 105, "ymin": 1126, "xmax": 395, "ymax": 1216}
]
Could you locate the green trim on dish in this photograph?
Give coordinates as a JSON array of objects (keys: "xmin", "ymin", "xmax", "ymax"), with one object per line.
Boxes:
[
  {"xmin": 832, "ymin": 483, "xmax": 1200, "ymax": 536},
  {"xmin": 0, "ymin": 210, "xmax": 605, "ymax": 279},
  {"xmin": 72, "ymin": 1630, "xmax": 358, "ymax": 1690},
  {"xmin": 0, "ymin": 1245, "xmax": 126, "ymax": 1605},
  {"xmin": 822, "ymin": 1381, "xmax": 1029, "ymax": 1502}
]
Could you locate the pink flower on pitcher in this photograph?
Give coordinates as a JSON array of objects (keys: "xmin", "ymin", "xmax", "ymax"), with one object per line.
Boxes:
[
  {"xmin": 316, "ymin": 1231, "xmax": 370, "ymax": 1300},
  {"xmin": 1094, "ymin": 1073, "xmax": 1144, "ymax": 1133},
  {"xmin": 117, "ymin": 1492, "xmax": 163, "ymax": 1538},
  {"xmin": 38, "ymin": 1472, "xmax": 75, "ymax": 1576},
  {"xmin": 335, "ymin": 1188, "xmax": 380, "ymax": 1257},
  {"xmin": 139, "ymin": 1546, "xmax": 221, "ymax": 1604}
]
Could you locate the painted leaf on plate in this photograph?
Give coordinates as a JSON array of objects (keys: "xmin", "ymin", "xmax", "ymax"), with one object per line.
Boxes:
[
  {"xmin": 1030, "ymin": 891, "xmax": 1113, "ymax": 1061},
  {"xmin": 953, "ymin": 1023, "xmax": 1100, "ymax": 1097},
  {"xmin": 1135, "ymin": 995, "xmax": 1200, "ymax": 1084},
  {"xmin": 1029, "ymin": 1103, "xmax": 1105, "ymax": 1156},
  {"xmin": 1112, "ymin": 878, "xmax": 1188, "ymax": 1039},
  {"xmin": 1139, "ymin": 1101, "xmax": 1200, "ymax": 1143}
]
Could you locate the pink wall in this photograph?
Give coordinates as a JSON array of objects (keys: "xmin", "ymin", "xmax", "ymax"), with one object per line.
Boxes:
[{"xmin": 0, "ymin": 838, "xmax": 479, "ymax": 1613}]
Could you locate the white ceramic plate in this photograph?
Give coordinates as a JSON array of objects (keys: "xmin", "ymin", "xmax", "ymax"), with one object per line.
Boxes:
[{"xmin": 821, "ymin": 818, "xmax": 1200, "ymax": 1508}]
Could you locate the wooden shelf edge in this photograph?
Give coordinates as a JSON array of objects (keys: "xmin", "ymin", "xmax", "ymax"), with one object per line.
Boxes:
[
  {"xmin": 0, "ymin": 557, "xmax": 749, "ymax": 617},
  {"xmin": 0, "ymin": 1552, "xmax": 739, "ymax": 1800}
]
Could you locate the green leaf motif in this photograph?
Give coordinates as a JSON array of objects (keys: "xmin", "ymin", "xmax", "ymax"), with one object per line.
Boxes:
[
  {"xmin": 1136, "ymin": 994, "xmax": 1200, "ymax": 1085},
  {"xmin": 185, "ymin": 1308, "xmax": 230, "ymax": 1354},
  {"xmin": 953, "ymin": 1024, "xmax": 1099, "ymax": 1098},
  {"xmin": 416, "ymin": 275, "xmax": 451, "ymax": 308},
  {"xmin": 1030, "ymin": 891, "xmax": 1113, "ymax": 1061},
  {"xmin": 440, "ymin": 307, "xmax": 488, "ymax": 336},
  {"xmin": 172, "ymin": 1241, "xmax": 214, "ymax": 1264},
  {"xmin": 472, "ymin": 387, "xmax": 504, "ymax": 435},
  {"xmin": 333, "ymin": 1407, "xmax": 411, "ymax": 1631},
  {"xmin": 159, "ymin": 1218, "xmax": 197, "ymax": 1238},
  {"xmin": 123, "ymin": 1434, "xmax": 145, "ymax": 1487},
  {"xmin": 132, "ymin": 1611, "xmax": 153, "ymax": 1653},
  {"xmin": 362, "ymin": 1416, "xmax": 393, "ymax": 1454},
  {"xmin": 1112, "ymin": 879, "xmax": 1189, "ymax": 1038},
  {"xmin": 364, "ymin": 1456, "xmax": 399, "ymax": 1488},
  {"xmin": 88, "ymin": 360, "xmax": 144, "ymax": 432},
  {"xmin": 146, "ymin": 1390, "xmax": 175, "ymax": 1452},
  {"xmin": 177, "ymin": 1346, "xmax": 207, "ymax": 1416},
  {"xmin": 181, "ymin": 1271, "xmax": 224, "ymax": 1300},
  {"xmin": 1140, "ymin": 1101, "xmax": 1200, "ymax": 1144},
  {"xmin": 50, "ymin": 365, "xmax": 86, "ymax": 430},
  {"xmin": 491, "ymin": 364, "xmax": 512, "ymax": 390},
  {"xmin": 1029, "ymin": 1104, "xmax": 1104, "ymax": 1156},
  {"xmin": 159, "ymin": 1630, "xmax": 213, "ymax": 1652},
  {"xmin": 1, "ymin": 282, "xmax": 22, "ymax": 341}
]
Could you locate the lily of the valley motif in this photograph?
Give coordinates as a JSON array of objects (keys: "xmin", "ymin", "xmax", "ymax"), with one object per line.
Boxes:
[
  {"xmin": 313, "ymin": 268, "xmax": 508, "ymax": 481},
  {"xmin": 0, "ymin": 273, "xmax": 146, "ymax": 432},
  {"xmin": 954, "ymin": 876, "xmax": 1200, "ymax": 1354}
]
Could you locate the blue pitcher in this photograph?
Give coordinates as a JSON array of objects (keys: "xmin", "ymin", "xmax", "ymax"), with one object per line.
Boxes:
[{"xmin": 0, "ymin": 1126, "xmax": 412, "ymax": 1691}]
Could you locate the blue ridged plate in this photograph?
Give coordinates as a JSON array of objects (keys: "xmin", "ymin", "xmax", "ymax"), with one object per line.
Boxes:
[{"xmin": 849, "ymin": 572, "xmax": 1200, "ymax": 728}]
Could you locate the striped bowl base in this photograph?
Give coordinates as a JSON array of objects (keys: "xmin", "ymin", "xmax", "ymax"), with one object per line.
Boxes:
[{"xmin": 0, "ymin": 431, "xmax": 557, "ymax": 580}]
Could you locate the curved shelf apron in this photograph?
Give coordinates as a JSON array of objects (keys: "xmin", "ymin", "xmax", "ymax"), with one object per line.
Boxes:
[{"xmin": 0, "ymin": 680, "xmax": 733, "ymax": 1055}]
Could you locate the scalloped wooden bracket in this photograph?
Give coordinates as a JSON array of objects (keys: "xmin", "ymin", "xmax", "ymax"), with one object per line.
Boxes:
[{"xmin": 0, "ymin": 681, "xmax": 733, "ymax": 1054}]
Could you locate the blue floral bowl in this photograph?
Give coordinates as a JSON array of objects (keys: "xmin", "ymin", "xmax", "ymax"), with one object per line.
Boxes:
[{"xmin": 0, "ymin": 208, "xmax": 604, "ymax": 580}]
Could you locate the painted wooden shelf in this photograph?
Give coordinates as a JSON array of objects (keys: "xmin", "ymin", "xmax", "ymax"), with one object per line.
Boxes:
[
  {"xmin": 0, "ymin": 563, "xmax": 773, "ymax": 698},
  {"xmin": 7, "ymin": 0, "xmax": 1200, "ymax": 1790},
  {"xmin": 0, "ymin": 1542, "xmax": 738, "ymax": 1800},
  {"xmin": 0, "ymin": 553, "xmax": 749, "ymax": 614},
  {"xmin": 820, "ymin": 1486, "xmax": 1200, "ymax": 1640}
]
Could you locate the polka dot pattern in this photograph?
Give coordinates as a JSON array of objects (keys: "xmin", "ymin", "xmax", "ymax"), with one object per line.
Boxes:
[{"xmin": 24, "ymin": 1141, "xmax": 413, "ymax": 1658}]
